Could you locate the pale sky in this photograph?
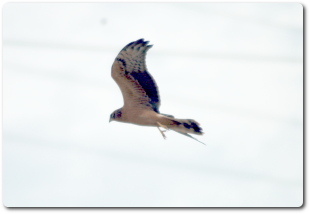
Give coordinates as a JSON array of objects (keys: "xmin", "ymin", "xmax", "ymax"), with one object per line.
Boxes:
[{"xmin": 3, "ymin": 3, "xmax": 303, "ymax": 207}]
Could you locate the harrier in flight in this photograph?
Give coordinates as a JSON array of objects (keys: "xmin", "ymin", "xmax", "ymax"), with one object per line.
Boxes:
[{"xmin": 109, "ymin": 39, "xmax": 204, "ymax": 145}]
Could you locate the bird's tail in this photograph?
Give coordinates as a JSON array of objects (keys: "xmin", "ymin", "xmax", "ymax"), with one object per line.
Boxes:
[
  {"xmin": 158, "ymin": 115, "xmax": 205, "ymax": 145},
  {"xmin": 162, "ymin": 117, "xmax": 204, "ymax": 136}
]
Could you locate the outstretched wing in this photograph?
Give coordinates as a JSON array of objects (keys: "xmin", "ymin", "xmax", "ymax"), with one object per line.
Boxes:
[{"xmin": 111, "ymin": 39, "xmax": 161, "ymax": 112}]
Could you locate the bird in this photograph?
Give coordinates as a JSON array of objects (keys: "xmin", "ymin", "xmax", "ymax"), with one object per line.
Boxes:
[{"xmin": 109, "ymin": 39, "xmax": 205, "ymax": 145}]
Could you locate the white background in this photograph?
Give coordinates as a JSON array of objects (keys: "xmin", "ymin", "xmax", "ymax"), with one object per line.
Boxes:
[{"xmin": 1, "ymin": 0, "xmax": 304, "ymax": 210}]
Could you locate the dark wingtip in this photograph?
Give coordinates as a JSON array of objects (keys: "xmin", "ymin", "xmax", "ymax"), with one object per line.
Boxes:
[
  {"xmin": 135, "ymin": 38, "xmax": 150, "ymax": 45},
  {"xmin": 124, "ymin": 41, "xmax": 135, "ymax": 47},
  {"xmin": 119, "ymin": 39, "xmax": 152, "ymax": 54},
  {"xmin": 136, "ymin": 38, "xmax": 144, "ymax": 44}
]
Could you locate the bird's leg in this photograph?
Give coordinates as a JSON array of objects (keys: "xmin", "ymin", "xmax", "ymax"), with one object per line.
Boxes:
[
  {"xmin": 157, "ymin": 122, "xmax": 169, "ymax": 139},
  {"xmin": 157, "ymin": 126, "xmax": 166, "ymax": 139}
]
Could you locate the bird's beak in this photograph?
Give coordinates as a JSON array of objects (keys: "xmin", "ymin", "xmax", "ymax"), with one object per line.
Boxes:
[{"xmin": 109, "ymin": 118, "xmax": 112, "ymax": 123}]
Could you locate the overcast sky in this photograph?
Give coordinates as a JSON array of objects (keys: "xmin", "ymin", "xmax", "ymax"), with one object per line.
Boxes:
[{"xmin": 3, "ymin": 3, "xmax": 303, "ymax": 207}]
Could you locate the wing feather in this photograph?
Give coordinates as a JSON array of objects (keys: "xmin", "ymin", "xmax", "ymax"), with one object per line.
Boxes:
[{"xmin": 111, "ymin": 39, "xmax": 160, "ymax": 112}]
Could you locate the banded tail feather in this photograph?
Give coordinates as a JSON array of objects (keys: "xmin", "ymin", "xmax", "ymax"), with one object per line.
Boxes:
[
  {"xmin": 159, "ymin": 116, "xmax": 205, "ymax": 145},
  {"xmin": 168, "ymin": 118, "xmax": 203, "ymax": 135}
]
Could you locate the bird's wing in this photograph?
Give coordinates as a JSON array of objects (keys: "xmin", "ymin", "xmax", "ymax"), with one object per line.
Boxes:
[{"xmin": 111, "ymin": 39, "xmax": 160, "ymax": 112}]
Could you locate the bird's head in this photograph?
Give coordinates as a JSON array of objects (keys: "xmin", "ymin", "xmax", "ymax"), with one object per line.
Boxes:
[{"xmin": 109, "ymin": 108, "xmax": 122, "ymax": 122}]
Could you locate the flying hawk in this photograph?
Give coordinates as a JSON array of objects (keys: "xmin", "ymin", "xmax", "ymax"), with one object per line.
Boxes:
[{"xmin": 109, "ymin": 39, "xmax": 204, "ymax": 145}]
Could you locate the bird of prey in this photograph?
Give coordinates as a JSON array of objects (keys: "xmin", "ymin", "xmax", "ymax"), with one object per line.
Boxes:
[{"xmin": 109, "ymin": 39, "xmax": 204, "ymax": 145}]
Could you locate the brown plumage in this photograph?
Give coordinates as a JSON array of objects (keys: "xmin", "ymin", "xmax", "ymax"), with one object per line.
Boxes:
[{"xmin": 110, "ymin": 39, "xmax": 204, "ymax": 145}]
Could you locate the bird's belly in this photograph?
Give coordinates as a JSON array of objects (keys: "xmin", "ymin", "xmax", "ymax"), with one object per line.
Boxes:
[{"xmin": 124, "ymin": 110, "xmax": 159, "ymax": 126}]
